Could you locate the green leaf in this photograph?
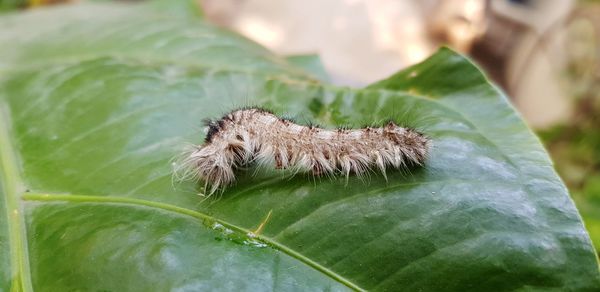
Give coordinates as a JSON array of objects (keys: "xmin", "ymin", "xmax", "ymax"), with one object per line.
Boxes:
[{"xmin": 0, "ymin": 2, "xmax": 598, "ymax": 291}]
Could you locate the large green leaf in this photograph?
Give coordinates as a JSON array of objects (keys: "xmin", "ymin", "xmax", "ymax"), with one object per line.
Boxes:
[{"xmin": 0, "ymin": 2, "xmax": 599, "ymax": 291}]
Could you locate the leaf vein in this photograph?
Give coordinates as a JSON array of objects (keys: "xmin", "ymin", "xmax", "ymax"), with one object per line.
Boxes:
[{"xmin": 22, "ymin": 193, "xmax": 365, "ymax": 292}]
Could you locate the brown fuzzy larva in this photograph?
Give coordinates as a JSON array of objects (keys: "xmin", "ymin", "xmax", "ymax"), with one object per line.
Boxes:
[{"xmin": 177, "ymin": 107, "xmax": 431, "ymax": 195}]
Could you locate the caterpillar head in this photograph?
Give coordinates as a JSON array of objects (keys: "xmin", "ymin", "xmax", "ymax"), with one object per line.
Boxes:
[{"xmin": 186, "ymin": 145, "xmax": 236, "ymax": 195}]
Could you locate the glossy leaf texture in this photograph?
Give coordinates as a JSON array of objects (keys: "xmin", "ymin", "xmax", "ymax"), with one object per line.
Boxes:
[{"xmin": 0, "ymin": 2, "xmax": 599, "ymax": 292}]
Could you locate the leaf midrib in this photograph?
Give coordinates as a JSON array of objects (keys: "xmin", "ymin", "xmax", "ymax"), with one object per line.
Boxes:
[
  {"xmin": 0, "ymin": 105, "xmax": 33, "ymax": 292},
  {"xmin": 21, "ymin": 192, "xmax": 364, "ymax": 292}
]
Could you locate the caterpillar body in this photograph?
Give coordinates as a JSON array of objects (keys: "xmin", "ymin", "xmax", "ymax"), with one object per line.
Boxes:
[{"xmin": 179, "ymin": 108, "xmax": 431, "ymax": 195}]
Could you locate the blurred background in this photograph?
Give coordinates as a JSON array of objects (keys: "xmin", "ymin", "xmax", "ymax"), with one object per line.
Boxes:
[{"xmin": 2, "ymin": 0, "xmax": 600, "ymax": 251}]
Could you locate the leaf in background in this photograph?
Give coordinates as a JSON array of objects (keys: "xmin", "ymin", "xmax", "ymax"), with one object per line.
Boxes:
[
  {"xmin": 0, "ymin": 2, "xmax": 598, "ymax": 291},
  {"xmin": 285, "ymin": 54, "xmax": 330, "ymax": 82}
]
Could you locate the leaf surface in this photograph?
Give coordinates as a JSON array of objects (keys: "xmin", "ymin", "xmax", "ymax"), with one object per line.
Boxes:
[{"xmin": 0, "ymin": 3, "xmax": 598, "ymax": 291}]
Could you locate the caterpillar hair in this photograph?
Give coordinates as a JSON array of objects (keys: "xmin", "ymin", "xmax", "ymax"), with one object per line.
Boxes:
[{"xmin": 177, "ymin": 107, "xmax": 431, "ymax": 195}]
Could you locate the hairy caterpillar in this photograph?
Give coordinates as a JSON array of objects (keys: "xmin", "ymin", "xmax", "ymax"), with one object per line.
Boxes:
[{"xmin": 177, "ymin": 107, "xmax": 431, "ymax": 195}]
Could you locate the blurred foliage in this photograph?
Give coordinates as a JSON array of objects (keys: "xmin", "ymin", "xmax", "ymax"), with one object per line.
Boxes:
[
  {"xmin": 539, "ymin": 8, "xmax": 600, "ymax": 252},
  {"xmin": 0, "ymin": 0, "xmax": 203, "ymax": 17},
  {"xmin": 0, "ymin": 0, "xmax": 78, "ymax": 12},
  {"xmin": 0, "ymin": 0, "xmax": 26, "ymax": 12},
  {"xmin": 540, "ymin": 98, "xmax": 600, "ymax": 252}
]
